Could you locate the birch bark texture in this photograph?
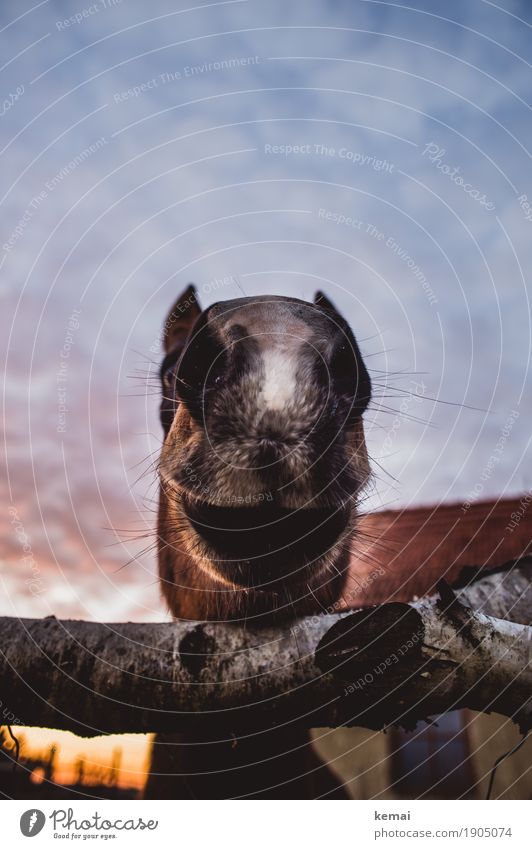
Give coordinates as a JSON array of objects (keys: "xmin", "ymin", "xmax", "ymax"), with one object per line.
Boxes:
[{"xmin": 0, "ymin": 560, "xmax": 530, "ymax": 737}]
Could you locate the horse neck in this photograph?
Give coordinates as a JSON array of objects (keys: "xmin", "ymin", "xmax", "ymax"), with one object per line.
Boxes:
[{"xmin": 149, "ymin": 490, "xmax": 348, "ymax": 799}]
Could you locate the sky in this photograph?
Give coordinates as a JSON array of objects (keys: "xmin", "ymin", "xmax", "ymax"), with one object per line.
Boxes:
[{"xmin": 1, "ymin": 0, "xmax": 532, "ymax": 627}]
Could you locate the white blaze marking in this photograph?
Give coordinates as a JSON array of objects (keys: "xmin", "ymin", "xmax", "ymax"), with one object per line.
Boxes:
[{"xmin": 260, "ymin": 348, "xmax": 297, "ymax": 410}]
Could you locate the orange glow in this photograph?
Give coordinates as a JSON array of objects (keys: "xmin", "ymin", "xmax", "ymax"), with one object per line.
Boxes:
[{"xmin": 15, "ymin": 727, "xmax": 152, "ymax": 792}]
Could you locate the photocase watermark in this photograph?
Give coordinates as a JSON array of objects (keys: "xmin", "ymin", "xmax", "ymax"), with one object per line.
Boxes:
[
  {"xmin": 505, "ymin": 491, "xmax": 532, "ymax": 534},
  {"xmin": 8, "ymin": 505, "xmax": 45, "ymax": 596},
  {"xmin": 52, "ymin": 807, "xmax": 158, "ymax": 834},
  {"xmin": 113, "ymin": 56, "xmax": 261, "ymax": 103},
  {"xmin": 462, "ymin": 409, "xmax": 520, "ymax": 511},
  {"xmin": 19, "ymin": 807, "xmax": 158, "ymax": 837},
  {"xmin": 46, "ymin": 137, "xmax": 108, "ymax": 193},
  {"xmin": 422, "ymin": 143, "xmax": 495, "ymax": 211},
  {"xmin": 342, "ymin": 628, "xmax": 424, "ymax": 696},
  {"xmin": 56, "ymin": 0, "xmax": 122, "ymax": 30},
  {"xmin": 2, "ymin": 138, "xmax": 108, "ymax": 255},
  {"xmin": 202, "ymin": 273, "xmax": 240, "ymax": 297},
  {"xmin": 182, "ymin": 463, "xmax": 274, "ymax": 506},
  {"xmin": 57, "ymin": 308, "xmax": 82, "ymax": 433},
  {"xmin": 2, "ymin": 190, "xmax": 47, "ymax": 255},
  {"xmin": 20, "ymin": 810, "xmax": 46, "ymax": 838},
  {"xmin": 380, "ymin": 380, "xmax": 428, "ymax": 455},
  {"xmin": 219, "ymin": 492, "xmax": 273, "ymax": 505},
  {"xmin": 1, "ymin": 84, "xmax": 24, "ymax": 117},
  {"xmin": 517, "ymin": 193, "xmax": 532, "ymax": 223},
  {"xmin": 0, "ymin": 697, "xmax": 23, "ymax": 727},
  {"xmin": 383, "ymin": 235, "xmax": 438, "ymax": 305},
  {"xmin": 265, "ymin": 142, "xmax": 394, "ymax": 172},
  {"xmin": 318, "ymin": 210, "xmax": 437, "ymax": 306},
  {"xmin": 150, "ymin": 275, "xmax": 236, "ymax": 355},
  {"xmin": 318, "ymin": 208, "xmax": 365, "ymax": 230},
  {"xmin": 290, "ymin": 565, "xmax": 387, "ymax": 637}
]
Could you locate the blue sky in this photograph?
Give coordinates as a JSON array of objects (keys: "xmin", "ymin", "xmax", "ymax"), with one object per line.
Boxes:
[{"xmin": 1, "ymin": 0, "xmax": 531, "ymax": 620}]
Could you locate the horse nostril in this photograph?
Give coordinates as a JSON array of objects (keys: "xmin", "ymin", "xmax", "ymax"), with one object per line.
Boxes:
[{"xmin": 256, "ymin": 437, "xmax": 282, "ymax": 466}]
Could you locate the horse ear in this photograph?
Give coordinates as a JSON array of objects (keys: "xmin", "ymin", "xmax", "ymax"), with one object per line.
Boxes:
[
  {"xmin": 314, "ymin": 290, "xmax": 339, "ymax": 314},
  {"xmin": 163, "ymin": 284, "xmax": 202, "ymax": 354},
  {"xmin": 314, "ymin": 290, "xmax": 372, "ymax": 415}
]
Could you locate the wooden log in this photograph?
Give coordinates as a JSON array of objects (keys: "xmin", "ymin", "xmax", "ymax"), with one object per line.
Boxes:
[{"xmin": 0, "ymin": 560, "xmax": 530, "ymax": 737}]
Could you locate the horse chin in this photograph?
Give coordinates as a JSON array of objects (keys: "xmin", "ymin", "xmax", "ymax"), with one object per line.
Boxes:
[{"xmin": 197, "ymin": 549, "xmax": 334, "ymax": 595}]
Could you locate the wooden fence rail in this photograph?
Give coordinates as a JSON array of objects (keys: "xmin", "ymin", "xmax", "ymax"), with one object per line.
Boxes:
[{"xmin": 0, "ymin": 561, "xmax": 530, "ymax": 738}]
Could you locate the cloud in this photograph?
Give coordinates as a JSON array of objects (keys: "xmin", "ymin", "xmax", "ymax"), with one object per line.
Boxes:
[{"xmin": 1, "ymin": 0, "xmax": 531, "ymax": 617}]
